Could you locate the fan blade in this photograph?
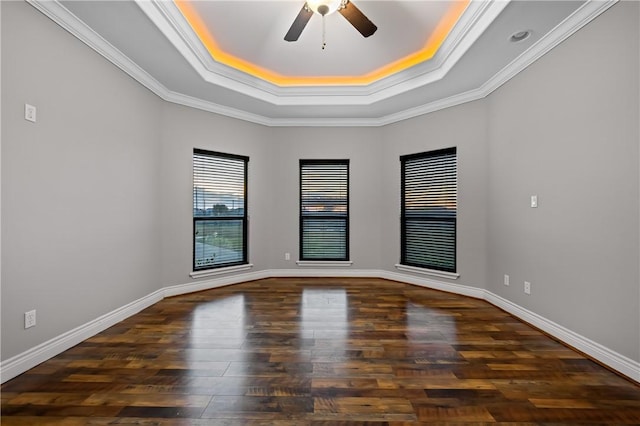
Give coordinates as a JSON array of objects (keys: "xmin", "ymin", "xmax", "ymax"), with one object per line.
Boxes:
[
  {"xmin": 285, "ymin": 4, "xmax": 314, "ymax": 41},
  {"xmin": 339, "ymin": 1, "xmax": 377, "ymax": 38}
]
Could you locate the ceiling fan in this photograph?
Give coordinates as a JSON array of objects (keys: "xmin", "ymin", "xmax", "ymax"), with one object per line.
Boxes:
[{"xmin": 284, "ymin": 0, "xmax": 377, "ymax": 48}]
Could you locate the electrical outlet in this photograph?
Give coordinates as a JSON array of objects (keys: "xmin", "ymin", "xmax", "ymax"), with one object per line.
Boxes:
[
  {"xmin": 524, "ymin": 281, "xmax": 531, "ymax": 295},
  {"xmin": 530, "ymin": 195, "xmax": 538, "ymax": 208},
  {"xmin": 25, "ymin": 104, "xmax": 37, "ymax": 123},
  {"xmin": 504, "ymin": 274, "xmax": 510, "ymax": 286},
  {"xmin": 285, "ymin": 252, "xmax": 290, "ymax": 261},
  {"xmin": 24, "ymin": 310, "xmax": 36, "ymax": 329}
]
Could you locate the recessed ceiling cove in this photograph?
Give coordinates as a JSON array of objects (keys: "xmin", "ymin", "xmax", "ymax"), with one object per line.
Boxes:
[
  {"xmin": 173, "ymin": 0, "xmax": 470, "ymax": 87},
  {"xmin": 39, "ymin": 0, "xmax": 614, "ymax": 125}
]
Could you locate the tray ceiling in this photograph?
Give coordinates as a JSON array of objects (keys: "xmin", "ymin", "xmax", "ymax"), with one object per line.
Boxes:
[{"xmin": 30, "ymin": 0, "xmax": 615, "ymax": 126}]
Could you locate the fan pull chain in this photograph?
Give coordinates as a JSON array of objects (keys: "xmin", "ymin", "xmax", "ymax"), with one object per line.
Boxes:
[{"xmin": 322, "ymin": 15, "xmax": 326, "ymax": 50}]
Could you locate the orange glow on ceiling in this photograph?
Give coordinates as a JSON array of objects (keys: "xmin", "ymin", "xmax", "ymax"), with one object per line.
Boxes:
[{"xmin": 174, "ymin": 0, "xmax": 470, "ymax": 87}]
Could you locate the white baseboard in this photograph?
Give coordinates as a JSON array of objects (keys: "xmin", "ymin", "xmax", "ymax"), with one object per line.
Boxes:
[
  {"xmin": 2, "ymin": 268, "xmax": 638, "ymax": 384},
  {"xmin": 164, "ymin": 269, "xmax": 270, "ymax": 298},
  {"xmin": 268, "ymin": 268, "xmax": 383, "ymax": 278},
  {"xmin": 484, "ymin": 291, "xmax": 640, "ymax": 383},
  {"xmin": 0, "ymin": 288, "xmax": 165, "ymax": 383},
  {"xmin": 381, "ymin": 270, "xmax": 486, "ymax": 299},
  {"xmin": 0, "ymin": 269, "xmax": 269, "ymax": 383}
]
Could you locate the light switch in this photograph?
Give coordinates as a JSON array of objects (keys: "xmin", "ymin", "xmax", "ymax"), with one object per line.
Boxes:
[{"xmin": 530, "ymin": 195, "xmax": 538, "ymax": 208}]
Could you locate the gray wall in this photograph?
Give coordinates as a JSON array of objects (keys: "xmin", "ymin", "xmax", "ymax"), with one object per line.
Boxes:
[
  {"xmin": 267, "ymin": 127, "xmax": 384, "ymax": 270},
  {"xmin": 486, "ymin": 1, "xmax": 639, "ymax": 360},
  {"xmin": 158, "ymin": 103, "xmax": 272, "ymax": 287},
  {"xmin": 380, "ymin": 101, "xmax": 489, "ymax": 290},
  {"xmin": 1, "ymin": 0, "xmax": 638, "ymax": 368},
  {"xmin": 1, "ymin": 1, "xmax": 162, "ymax": 360},
  {"xmin": 158, "ymin": 120, "xmax": 385, "ymax": 278},
  {"xmin": 0, "ymin": 0, "xmax": 3, "ymax": 362}
]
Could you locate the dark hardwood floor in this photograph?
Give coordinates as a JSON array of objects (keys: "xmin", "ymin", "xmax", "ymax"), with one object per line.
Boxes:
[{"xmin": 2, "ymin": 277, "xmax": 639, "ymax": 425}]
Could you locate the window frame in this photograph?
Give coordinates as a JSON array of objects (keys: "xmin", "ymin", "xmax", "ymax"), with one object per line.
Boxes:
[
  {"xmin": 299, "ymin": 159, "xmax": 350, "ymax": 262},
  {"xmin": 193, "ymin": 148, "xmax": 249, "ymax": 272},
  {"xmin": 400, "ymin": 147, "xmax": 457, "ymax": 273}
]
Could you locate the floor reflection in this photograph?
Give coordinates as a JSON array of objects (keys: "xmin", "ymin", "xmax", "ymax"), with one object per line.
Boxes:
[
  {"xmin": 405, "ymin": 301, "xmax": 458, "ymax": 343},
  {"xmin": 184, "ymin": 294, "xmax": 248, "ymax": 397},
  {"xmin": 404, "ymin": 301, "xmax": 463, "ymax": 367},
  {"xmin": 301, "ymin": 288, "xmax": 349, "ymax": 342},
  {"xmin": 190, "ymin": 294, "xmax": 247, "ymax": 349}
]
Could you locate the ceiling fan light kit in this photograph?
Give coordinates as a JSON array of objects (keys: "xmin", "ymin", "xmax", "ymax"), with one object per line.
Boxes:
[
  {"xmin": 306, "ymin": 0, "xmax": 345, "ymax": 16},
  {"xmin": 285, "ymin": 0, "xmax": 377, "ymax": 49}
]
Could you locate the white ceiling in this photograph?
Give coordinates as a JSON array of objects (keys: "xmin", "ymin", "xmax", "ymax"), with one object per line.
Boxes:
[
  {"xmin": 173, "ymin": 0, "xmax": 458, "ymax": 79},
  {"xmin": 30, "ymin": 0, "xmax": 615, "ymax": 126}
]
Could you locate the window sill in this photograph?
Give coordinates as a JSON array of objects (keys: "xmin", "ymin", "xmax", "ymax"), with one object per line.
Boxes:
[
  {"xmin": 190, "ymin": 263, "xmax": 253, "ymax": 279},
  {"xmin": 395, "ymin": 264, "xmax": 459, "ymax": 280},
  {"xmin": 296, "ymin": 261, "xmax": 353, "ymax": 267}
]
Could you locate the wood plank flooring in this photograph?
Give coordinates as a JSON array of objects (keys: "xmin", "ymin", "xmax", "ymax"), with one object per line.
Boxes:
[{"xmin": 2, "ymin": 277, "xmax": 639, "ymax": 424}]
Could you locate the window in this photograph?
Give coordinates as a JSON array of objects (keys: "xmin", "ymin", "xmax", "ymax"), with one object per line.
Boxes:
[
  {"xmin": 193, "ymin": 149, "xmax": 248, "ymax": 270},
  {"xmin": 300, "ymin": 160, "xmax": 349, "ymax": 261},
  {"xmin": 400, "ymin": 147, "xmax": 457, "ymax": 272}
]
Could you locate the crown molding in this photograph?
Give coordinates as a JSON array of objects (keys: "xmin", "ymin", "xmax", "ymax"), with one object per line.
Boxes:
[
  {"xmin": 134, "ymin": 0, "xmax": 282, "ymax": 104},
  {"xmin": 141, "ymin": 0, "xmax": 508, "ymax": 105},
  {"xmin": 477, "ymin": 0, "xmax": 618, "ymax": 103},
  {"xmin": 27, "ymin": 0, "xmax": 617, "ymax": 127},
  {"xmin": 164, "ymin": 90, "xmax": 275, "ymax": 126},
  {"xmin": 26, "ymin": 0, "xmax": 168, "ymax": 101},
  {"xmin": 343, "ymin": 0, "xmax": 619, "ymax": 127},
  {"xmin": 26, "ymin": 0, "xmax": 278, "ymax": 126}
]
